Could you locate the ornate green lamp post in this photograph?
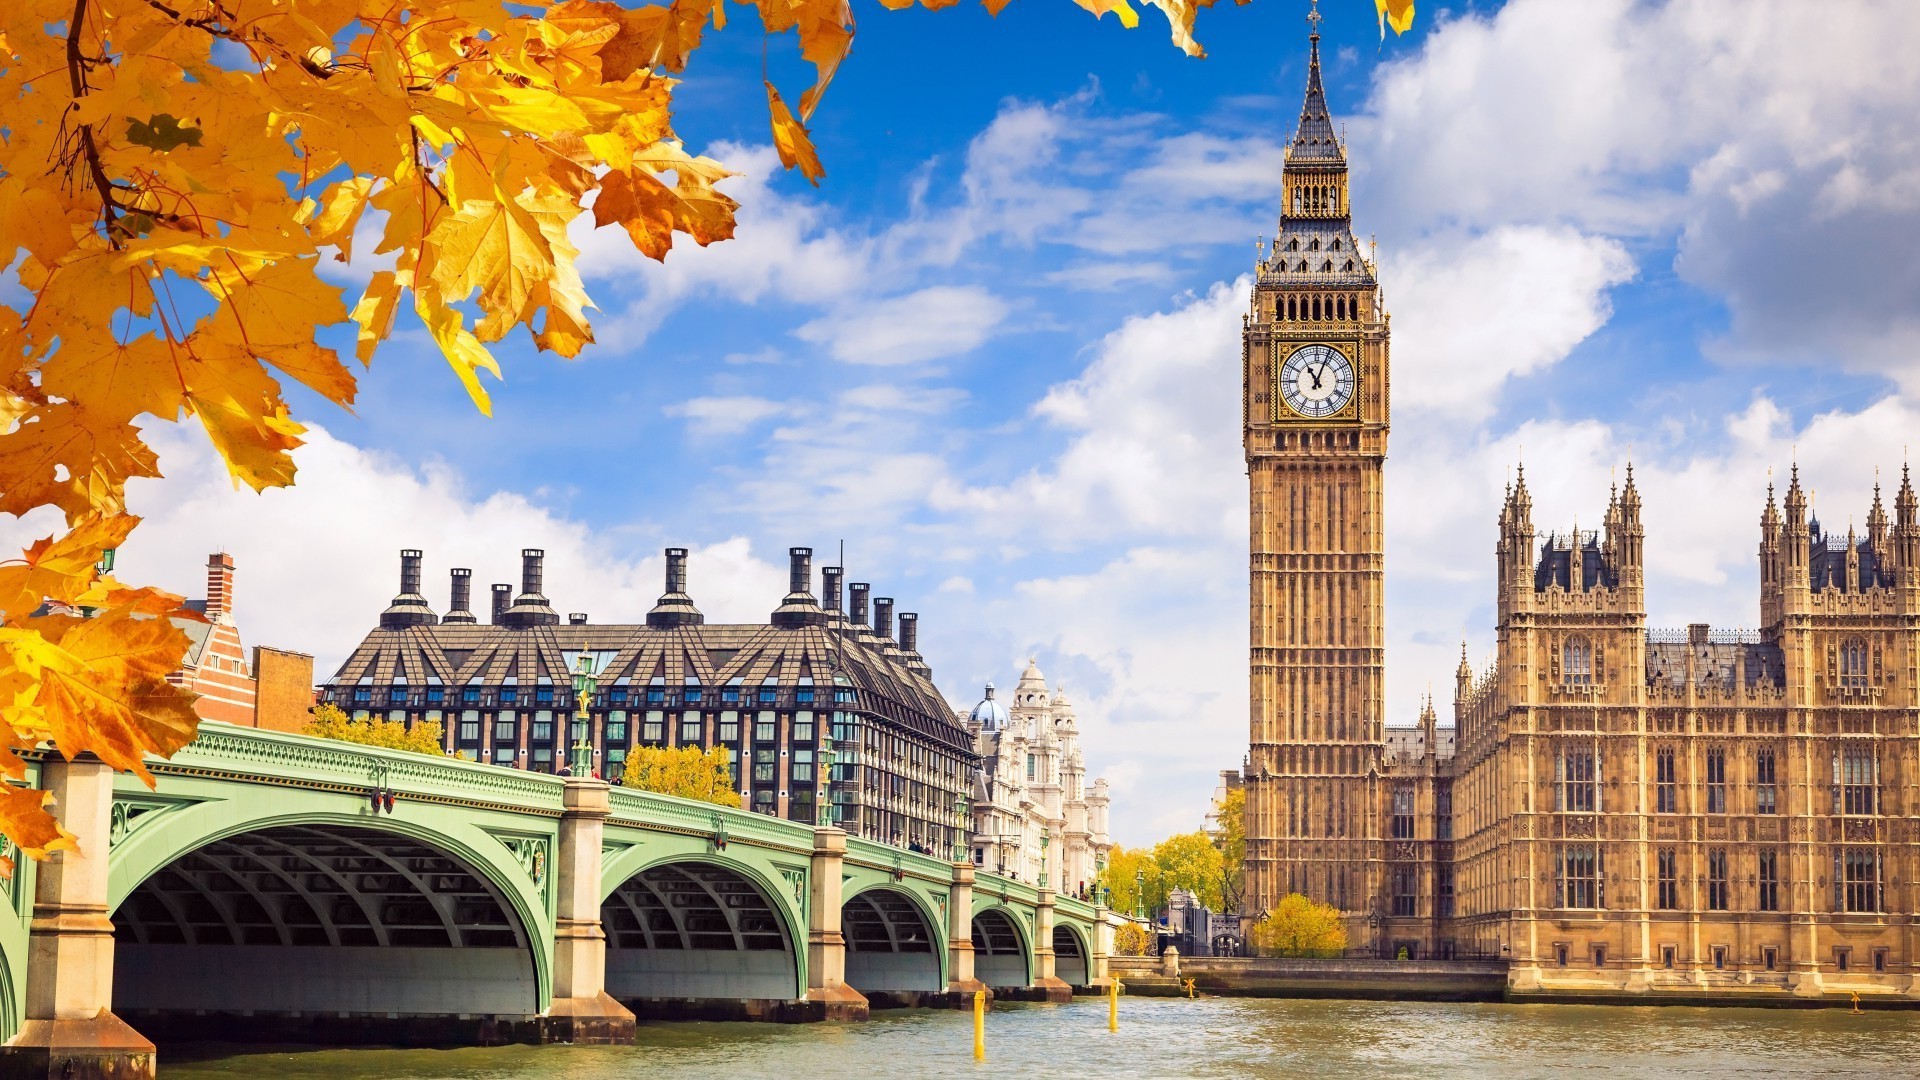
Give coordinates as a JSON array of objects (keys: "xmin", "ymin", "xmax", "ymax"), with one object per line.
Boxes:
[
  {"xmin": 569, "ymin": 653, "xmax": 598, "ymax": 777},
  {"xmin": 816, "ymin": 733, "xmax": 836, "ymax": 826},
  {"xmin": 952, "ymin": 793, "xmax": 969, "ymax": 862},
  {"xmin": 1134, "ymin": 869, "xmax": 1146, "ymax": 920},
  {"xmin": 1040, "ymin": 832, "xmax": 1050, "ymax": 893}
]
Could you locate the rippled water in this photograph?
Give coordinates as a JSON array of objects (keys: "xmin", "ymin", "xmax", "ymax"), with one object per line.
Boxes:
[{"xmin": 164, "ymin": 997, "xmax": 1919, "ymax": 1079}]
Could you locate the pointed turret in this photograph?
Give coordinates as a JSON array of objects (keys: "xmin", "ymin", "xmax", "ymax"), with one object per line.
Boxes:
[
  {"xmin": 1896, "ymin": 462, "xmax": 1920, "ymax": 586},
  {"xmin": 1868, "ymin": 478, "xmax": 1890, "ymax": 560},
  {"xmin": 1288, "ymin": 13, "xmax": 1345, "ymax": 166}
]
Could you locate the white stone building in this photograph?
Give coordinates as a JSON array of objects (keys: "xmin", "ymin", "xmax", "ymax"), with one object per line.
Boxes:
[{"xmin": 959, "ymin": 659, "xmax": 1113, "ymax": 900}]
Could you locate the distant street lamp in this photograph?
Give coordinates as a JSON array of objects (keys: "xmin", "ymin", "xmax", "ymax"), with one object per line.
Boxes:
[
  {"xmin": 569, "ymin": 653, "xmax": 598, "ymax": 777},
  {"xmin": 817, "ymin": 733, "xmax": 837, "ymax": 826}
]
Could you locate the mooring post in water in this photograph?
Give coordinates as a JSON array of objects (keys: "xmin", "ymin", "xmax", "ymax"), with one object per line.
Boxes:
[
  {"xmin": 973, "ymin": 990, "xmax": 986, "ymax": 1060},
  {"xmin": 1108, "ymin": 978, "xmax": 1120, "ymax": 1032},
  {"xmin": 1184, "ymin": 978, "xmax": 1197, "ymax": 999}
]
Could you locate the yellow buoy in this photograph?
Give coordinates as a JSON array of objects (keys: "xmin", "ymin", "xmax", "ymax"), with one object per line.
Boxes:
[{"xmin": 974, "ymin": 989, "xmax": 986, "ymax": 1060}]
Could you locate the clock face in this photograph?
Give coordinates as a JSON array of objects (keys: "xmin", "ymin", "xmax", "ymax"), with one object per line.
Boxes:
[{"xmin": 1278, "ymin": 343, "xmax": 1355, "ymax": 419}]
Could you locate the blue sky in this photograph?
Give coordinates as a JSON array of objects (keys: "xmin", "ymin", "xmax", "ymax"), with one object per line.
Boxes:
[{"xmin": 59, "ymin": 0, "xmax": 1920, "ymax": 844}]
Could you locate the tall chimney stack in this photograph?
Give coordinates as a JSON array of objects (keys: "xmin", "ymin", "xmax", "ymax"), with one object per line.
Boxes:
[
  {"xmin": 822, "ymin": 566, "xmax": 844, "ymax": 617},
  {"xmin": 874, "ymin": 597, "xmax": 895, "ymax": 643},
  {"xmin": 848, "ymin": 583, "xmax": 871, "ymax": 628},
  {"xmin": 443, "ymin": 568, "xmax": 476, "ymax": 624},
  {"xmin": 898, "ymin": 612, "xmax": 919, "ymax": 654},
  {"xmin": 647, "ymin": 547, "xmax": 705, "ymax": 628},
  {"xmin": 205, "ymin": 553, "xmax": 235, "ymax": 624},
  {"xmin": 380, "ymin": 548, "xmax": 439, "ymax": 628},
  {"xmin": 500, "ymin": 548, "xmax": 559, "ymax": 626},
  {"xmin": 772, "ymin": 546, "xmax": 826, "ymax": 628},
  {"xmin": 491, "ymin": 583, "xmax": 512, "ymax": 624}
]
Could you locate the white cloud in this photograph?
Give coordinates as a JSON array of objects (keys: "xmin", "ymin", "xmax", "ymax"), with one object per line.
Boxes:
[
  {"xmin": 665, "ymin": 395, "xmax": 790, "ymax": 437},
  {"xmin": 1356, "ymin": 0, "xmax": 1920, "ymax": 379},
  {"xmin": 1387, "ymin": 226, "xmax": 1635, "ymax": 420},
  {"xmin": 50, "ymin": 426, "xmax": 786, "ymax": 681},
  {"xmin": 932, "ymin": 280, "xmax": 1247, "ymax": 545},
  {"xmin": 794, "ymin": 285, "xmax": 1009, "ymax": 365}
]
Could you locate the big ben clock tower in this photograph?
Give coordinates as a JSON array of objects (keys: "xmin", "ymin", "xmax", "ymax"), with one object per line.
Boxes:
[{"xmin": 1242, "ymin": 6, "xmax": 1389, "ymax": 924}]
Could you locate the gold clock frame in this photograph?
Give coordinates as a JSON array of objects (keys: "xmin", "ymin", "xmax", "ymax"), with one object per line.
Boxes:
[{"xmin": 1270, "ymin": 339, "xmax": 1360, "ymax": 423}]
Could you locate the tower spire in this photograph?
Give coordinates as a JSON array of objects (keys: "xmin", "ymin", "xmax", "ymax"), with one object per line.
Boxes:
[{"xmin": 1290, "ymin": 1, "xmax": 1344, "ymax": 166}]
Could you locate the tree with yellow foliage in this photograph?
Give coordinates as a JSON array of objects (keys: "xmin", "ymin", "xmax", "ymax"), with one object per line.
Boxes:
[
  {"xmin": 0, "ymin": 0, "xmax": 1299, "ymax": 880},
  {"xmin": 0, "ymin": 0, "xmax": 1423, "ymax": 867},
  {"xmin": 1112, "ymin": 921, "xmax": 1153, "ymax": 957},
  {"xmin": 302, "ymin": 703, "xmax": 449, "ymax": 756},
  {"xmin": 619, "ymin": 744, "xmax": 741, "ymax": 808},
  {"xmin": 1250, "ymin": 893, "xmax": 1348, "ymax": 958}
]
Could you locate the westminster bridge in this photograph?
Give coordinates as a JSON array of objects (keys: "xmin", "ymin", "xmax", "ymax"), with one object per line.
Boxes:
[{"xmin": 0, "ymin": 724, "xmax": 1113, "ymax": 1078}]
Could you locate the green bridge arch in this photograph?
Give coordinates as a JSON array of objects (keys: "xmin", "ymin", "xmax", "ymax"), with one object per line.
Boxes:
[{"xmin": 0, "ymin": 725, "xmax": 1113, "ymax": 1052}]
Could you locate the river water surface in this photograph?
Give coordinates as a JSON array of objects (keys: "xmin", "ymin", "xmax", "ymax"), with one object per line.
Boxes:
[{"xmin": 165, "ymin": 997, "xmax": 1917, "ymax": 1079}]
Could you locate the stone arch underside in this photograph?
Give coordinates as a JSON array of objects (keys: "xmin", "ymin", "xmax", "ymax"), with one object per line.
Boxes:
[
  {"xmin": 971, "ymin": 908, "xmax": 1029, "ymax": 989},
  {"xmin": 1052, "ymin": 925, "xmax": 1088, "ymax": 986},
  {"xmin": 842, "ymin": 889, "xmax": 940, "ymax": 993},
  {"xmin": 111, "ymin": 823, "xmax": 538, "ymax": 1018},
  {"xmin": 602, "ymin": 861, "xmax": 797, "ymax": 1001}
]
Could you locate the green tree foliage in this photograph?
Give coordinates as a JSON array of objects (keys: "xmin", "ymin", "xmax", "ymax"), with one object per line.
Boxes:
[
  {"xmin": 1214, "ymin": 787, "xmax": 1247, "ymax": 913},
  {"xmin": 303, "ymin": 703, "xmax": 447, "ymax": 756},
  {"xmin": 1250, "ymin": 893, "xmax": 1349, "ymax": 958},
  {"xmin": 619, "ymin": 744, "xmax": 742, "ymax": 808}
]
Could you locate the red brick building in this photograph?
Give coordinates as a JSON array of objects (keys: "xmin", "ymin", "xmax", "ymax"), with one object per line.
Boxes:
[{"xmin": 166, "ymin": 553, "xmax": 313, "ymax": 731}]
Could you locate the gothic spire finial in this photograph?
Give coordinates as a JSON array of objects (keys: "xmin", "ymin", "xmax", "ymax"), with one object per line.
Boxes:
[{"xmin": 1307, "ymin": 0, "xmax": 1322, "ymax": 35}]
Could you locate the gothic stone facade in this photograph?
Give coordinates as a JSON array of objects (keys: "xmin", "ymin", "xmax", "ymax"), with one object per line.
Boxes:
[
  {"xmin": 1241, "ymin": 25, "xmax": 1391, "ymax": 927},
  {"xmin": 1246, "ymin": 27, "xmax": 1920, "ymax": 1000}
]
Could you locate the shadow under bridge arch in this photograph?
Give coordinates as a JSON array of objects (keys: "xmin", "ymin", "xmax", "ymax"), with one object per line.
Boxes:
[
  {"xmin": 842, "ymin": 887, "xmax": 943, "ymax": 1001},
  {"xmin": 971, "ymin": 908, "xmax": 1031, "ymax": 989},
  {"xmin": 602, "ymin": 860, "xmax": 801, "ymax": 1011},
  {"xmin": 111, "ymin": 823, "xmax": 540, "ymax": 1040},
  {"xmin": 1052, "ymin": 924, "xmax": 1089, "ymax": 987}
]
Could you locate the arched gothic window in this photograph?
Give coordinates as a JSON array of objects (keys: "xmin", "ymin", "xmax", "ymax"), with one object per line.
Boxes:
[
  {"xmin": 1563, "ymin": 635, "xmax": 1594, "ymax": 686},
  {"xmin": 1297, "ymin": 259, "xmax": 1308, "ymax": 272},
  {"xmin": 1308, "ymin": 238, "xmax": 1321, "ymax": 252},
  {"xmin": 1344, "ymin": 260, "xmax": 1355, "ymax": 272},
  {"xmin": 1335, "ymin": 297, "xmax": 1346, "ymax": 319},
  {"xmin": 1331, "ymin": 238, "xmax": 1342, "ymax": 251},
  {"xmin": 1840, "ymin": 638, "xmax": 1868, "ymax": 688},
  {"xmin": 1320, "ymin": 259, "xmax": 1333, "ymax": 272},
  {"xmin": 1287, "ymin": 238, "xmax": 1299, "ymax": 252}
]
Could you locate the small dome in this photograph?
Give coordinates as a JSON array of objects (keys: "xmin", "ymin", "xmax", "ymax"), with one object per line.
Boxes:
[
  {"xmin": 968, "ymin": 682, "xmax": 1010, "ymax": 731},
  {"xmin": 1018, "ymin": 655, "xmax": 1046, "ymax": 690}
]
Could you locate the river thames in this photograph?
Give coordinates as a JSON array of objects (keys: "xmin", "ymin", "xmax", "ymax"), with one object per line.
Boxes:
[{"xmin": 166, "ymin": 997, "xmax": 1916, "ymax": 1078}]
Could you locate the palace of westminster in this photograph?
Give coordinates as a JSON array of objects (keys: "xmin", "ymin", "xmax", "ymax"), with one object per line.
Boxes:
[{"xmin": 1240, "ymin": 20, "xmax": 1920, "ymax": 997}]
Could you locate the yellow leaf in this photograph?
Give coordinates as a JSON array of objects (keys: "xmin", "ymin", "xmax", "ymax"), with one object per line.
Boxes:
[
  {"xmin": 0, "ymin": 181, "xmax": 77, "ymax": 269},
  {"xmin": 177, "ymin": 334, "xmax": 307, "ymax": 492},
  {"xmin": 38, "ymin": 333, "xmax": 186, "ymax": 428},
  {"xmin": 309, "ymin": 176, "xmax": 376, "ymax": 260},
  {"xmin": 414, "ymin": 293, "xmax": 501, "ymax": 417},
  {"xmin": 350, "ymin": 270, "xmax": 403, "ymax": 365},
  {"xmin": 1377, "ymin": 0, "xmax": 1416, "ymax": 38},
  {"xmin": 765, "ymin": 82, "xmax": 825, "ymax": 185},
  {"xmin": 427, "ymin": 197, "xmax": 555, "ymax": 339},
  {"xmin": 593, "ymin": 151, "xmax": 739, "ymax": 260},
  {"xmin": 0, "ymin": 405, "xmax": 161, "ymax": 521},
  {"xmin": 0, "ymin": 787, "xmax": 77, "ymax": 875},
  {"xmin": 18, "ymin": 608, "xmax": 201, "ymax": 783}
]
